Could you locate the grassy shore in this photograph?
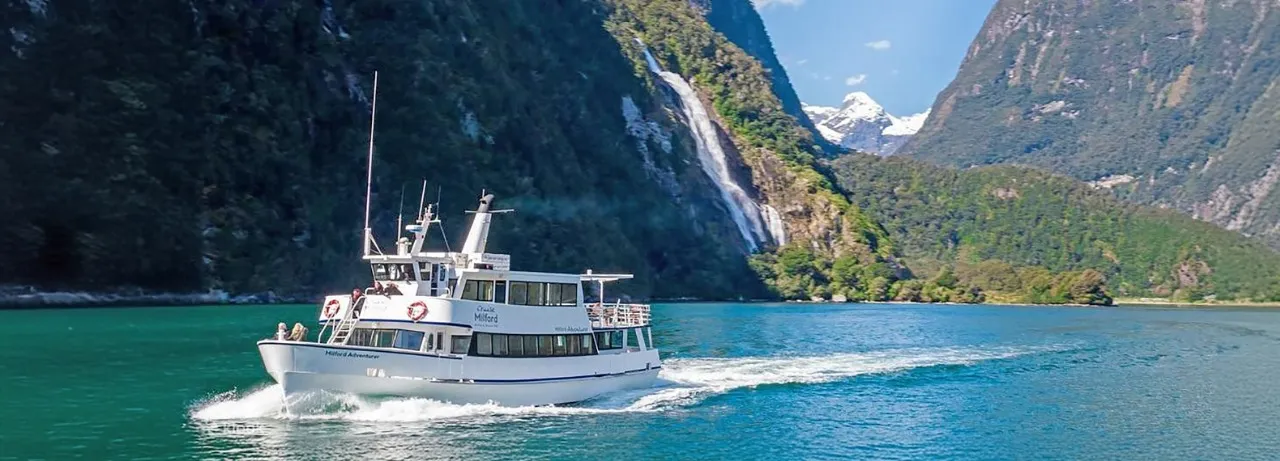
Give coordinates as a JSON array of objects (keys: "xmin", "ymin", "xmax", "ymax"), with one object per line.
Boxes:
[{"xmin": 1112, "ymin": 297, "xmax": 1280, "ymax": 308}]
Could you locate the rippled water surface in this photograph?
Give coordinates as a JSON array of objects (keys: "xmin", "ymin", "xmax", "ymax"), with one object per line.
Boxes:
[{"xmin": 3, "ymin": 303, "xmax": 1280, "ymax": 460}]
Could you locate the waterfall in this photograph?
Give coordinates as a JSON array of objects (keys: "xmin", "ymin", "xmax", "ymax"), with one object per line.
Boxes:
[
  {"xmin": 640, "ymin": 45, "xmax": 769, "ymax": 251},
  {"xmin": 760, "ymin": 204, "xmax": 787, "ymax": 246}
]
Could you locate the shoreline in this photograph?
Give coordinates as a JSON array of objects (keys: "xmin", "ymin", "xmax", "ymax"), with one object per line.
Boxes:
[
  {"xmin": 0, "ymin": 286, "xmax": 314, "ymax": 309},
  {"xmin": 2, "ymin": 288, "xmax": 1277, "ymax": 309}
]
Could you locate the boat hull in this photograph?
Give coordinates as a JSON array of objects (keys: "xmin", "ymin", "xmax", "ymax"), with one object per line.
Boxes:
[{"xmin": 258, "ymin": 340, "xmax": 660, "ymax": 406}]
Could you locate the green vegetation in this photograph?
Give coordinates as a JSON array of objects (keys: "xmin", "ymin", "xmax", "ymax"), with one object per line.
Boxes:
[
  {"xmin": 0, "ymin": 0, "xmax": 764, "ymax": 299},
  {"xmin": 903, "ymin": 0, "xmax": 1280, "ymax": 249},
  {"xmin": 829, "ymin": 154, "xmax": 1280, "ymax": 303}
]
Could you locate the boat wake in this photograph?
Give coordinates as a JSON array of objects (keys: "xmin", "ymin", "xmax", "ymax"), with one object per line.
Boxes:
[{"xmin": 189, "ymin": 345, "xmax": 1057, "ymax": 423}]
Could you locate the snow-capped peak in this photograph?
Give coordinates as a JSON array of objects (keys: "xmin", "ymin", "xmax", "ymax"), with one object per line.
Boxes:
[
  {"xmin": 803, "ymin": 92, "xmax": 930, "ymax": 155},
  {"xmin": 884, "ymin": 109, "xmax": 931, "ymax": 136}
]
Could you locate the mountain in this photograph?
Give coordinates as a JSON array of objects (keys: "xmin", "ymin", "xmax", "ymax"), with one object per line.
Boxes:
[
  {"xmin": 901, "ymin": 0, "xmax": 1280, "ymax": 249},
  {"xmin": 695, "ymin": 0, "xmax": 824, "ymax": 143},
  {"xmin": 0, "ymin": 0, "xmax": 764, "ymax": 299},
  {"xmin": 3, "ymin": 0, "xmax": 1279, "ymax": 304},
  {"xmin": 802, "ymin": 92, "xmax": 929, "ymax": 156},
  {"xmin": 830, "ymin": 153, "xmax": 1280, "ymax": 303}
]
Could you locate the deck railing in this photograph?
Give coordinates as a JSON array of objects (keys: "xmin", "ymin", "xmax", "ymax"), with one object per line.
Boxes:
[{"xmin": 587, "ymin": 302, "xmax": 651, "ymax": 328}]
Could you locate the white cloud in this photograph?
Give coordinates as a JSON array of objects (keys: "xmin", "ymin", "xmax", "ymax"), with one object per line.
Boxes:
[
  {"xmin": 845, "ymin": 74, "xmax": 867, "ymax": 86},
  {"xmin": 752, "ymin": 0, "xmax": 805, "ymax": 9},
  {"xmin": 864, "ymin": 40, "xmax": 892, "ymax": 50},
  {"xmin": 796, "ymin": 59, "xmax": 809, "ymax": 66}
]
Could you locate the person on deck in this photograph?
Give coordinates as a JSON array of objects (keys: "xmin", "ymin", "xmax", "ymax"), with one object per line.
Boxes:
[
  {"xmin": 275, "ymin": 322, "xmax": 287, "ymax": 340},
  {"xmin": 287, "ymin": 322, "xmax": 308, "ymax": 341},
  {"xmin": 384, "ymin": 283, "xmax": 403, "ymax": 296}
]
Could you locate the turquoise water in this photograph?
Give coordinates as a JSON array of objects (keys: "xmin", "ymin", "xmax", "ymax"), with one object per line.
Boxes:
[{"xmin": 3, "ymin": 303, "xmax": 1280, "ymax": 460}]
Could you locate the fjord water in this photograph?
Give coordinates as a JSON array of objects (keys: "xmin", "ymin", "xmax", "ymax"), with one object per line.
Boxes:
[{"xmin": 3, "ymin": 304, "xmax": 1280, "ymax": 460}]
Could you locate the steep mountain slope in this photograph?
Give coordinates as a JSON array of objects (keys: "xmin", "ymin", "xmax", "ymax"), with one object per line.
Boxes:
[
  {"xmin": 803, "ymin": 92, "xmax": 930, "ymax": 155},
  {"xmin": 695, "ymin": 0, "xmax": 824, "ymax": 142},
  {"xmin": 603, "ymin": 0, "xmax": 894, "ymax": 264},
  {"xmin": 902, "ymin": 0, "xmax": 1280, "ymax": 249},
  {"xmin": 831, "ymin": 154, "xmax": 1280, "ymax": 302},
  {"xmin": 0, "ymin": 0, "xmax": 761, "ymax": 299}
]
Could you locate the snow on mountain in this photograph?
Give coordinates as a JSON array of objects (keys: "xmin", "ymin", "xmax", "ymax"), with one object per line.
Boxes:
[{"xmin": 802, "ymin": 92, "xmax": 929, "ymax": 156}]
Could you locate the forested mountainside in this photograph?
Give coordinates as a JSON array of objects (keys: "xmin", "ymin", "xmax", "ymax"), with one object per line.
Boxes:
[
  {"xmin": 694, "ymin": 0, "xmax": 821, "ymax": 142},
  {"xmin": 4, "ymin": 0, "xmax": 1279, "ymax": 304},
  {"xmin": 0, "ymin": 0, "xmax": 764, "ymax": 299},
  {"xmin": 830, "ymin": 154, "xmax": 1280, "ymax": 303},
  {"xmin": 902, "ymin": 0, "xmax": 1280, "ymax": 249}
]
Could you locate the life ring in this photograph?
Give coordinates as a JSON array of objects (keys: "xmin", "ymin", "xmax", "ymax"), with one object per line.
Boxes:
[
  {"xmin": 322, "ymin": 299, "xmax": 341, "ymax": 319},
  {"xmin": 407, "ymin": 300, "xmax": 429, "ymax": 321}
]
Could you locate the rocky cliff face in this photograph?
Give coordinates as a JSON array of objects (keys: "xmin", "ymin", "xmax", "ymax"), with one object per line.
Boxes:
[
  {"xmin": 803, "ymin": 92, "xmax": 929, "ymax": 156},
  {"xmin": 902, "ymin": 0, "xmax": 1280, "ymax": 248},
  {"xmin": 0, "ymin": 0, "xmax": 763, "ymax": 298}
]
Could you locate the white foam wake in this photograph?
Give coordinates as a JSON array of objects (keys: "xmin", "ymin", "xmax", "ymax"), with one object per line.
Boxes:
[{"xmin": 190, "ymin": 346, "xmax": 1051, "ymax": 423}]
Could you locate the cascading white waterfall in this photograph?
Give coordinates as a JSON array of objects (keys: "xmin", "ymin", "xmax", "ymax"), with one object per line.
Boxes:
[
  {"xmin": 760, "ymin": 204, "xmax": 787, "ymax": 246},
  {"xmin": 640, "ymin": 45, "xmax": 770, "ymax": 251}
]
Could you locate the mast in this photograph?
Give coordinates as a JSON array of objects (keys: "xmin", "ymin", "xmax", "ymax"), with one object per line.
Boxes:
[{"xmin": 362, "ymin": 71, "xmax": 379, "ymax": 256}]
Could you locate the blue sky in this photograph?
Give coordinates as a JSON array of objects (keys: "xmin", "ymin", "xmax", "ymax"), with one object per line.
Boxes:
[{"xmin": 754, "ymin": 0, "xmax": 996, "ymax": 115}]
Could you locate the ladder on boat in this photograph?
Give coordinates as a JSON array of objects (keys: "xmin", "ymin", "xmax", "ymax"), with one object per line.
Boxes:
[{"xmin": 327, "ymin": 297, "xmax": 364, "ymax": 345}]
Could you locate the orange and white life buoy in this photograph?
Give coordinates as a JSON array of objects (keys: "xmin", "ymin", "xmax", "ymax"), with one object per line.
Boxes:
[
  {"xmin": 322, "ymin": 299, "xmax": 341, "ymax": 319},
  {"xmin": 407, "ymin": 300, "xmax": 429, "ymax": 321}
]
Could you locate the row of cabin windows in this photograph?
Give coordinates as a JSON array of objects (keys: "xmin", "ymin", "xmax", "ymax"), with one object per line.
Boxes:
[
  {"xmin": 347, "ymin": 328, "xmax": 470, "ymax": 355},
  {"xmin": 460, "ymin": 280, "xmax": 578, "ymax": 306},
  {"xmin": 471, "ymin": 333, "xmax": 598, "ymax": 357}
]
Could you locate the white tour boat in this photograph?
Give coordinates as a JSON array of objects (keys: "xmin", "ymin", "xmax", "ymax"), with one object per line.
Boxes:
[{"xmin": 257, "ymin": 73, "xmax": 660, "ymax": 406}]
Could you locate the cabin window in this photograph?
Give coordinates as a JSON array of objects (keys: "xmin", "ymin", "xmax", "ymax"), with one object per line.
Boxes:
[
  {"xmin": 527, "ymin": 283, "xmax": 545, "ymax": 306},
  {"xmin": 558, "ymin": 284, "xmax": 578, "ymax": 306},
  {"xmin": 425, "ymin": 331, "xmax": 435, "ymax": 351},
  {"xmin": 594, "ymin": 330, "xmax": 625, "ymax": 350},
  {"xmin": 451, "ymin": 335, "xmax": 471, "ymax": 354},
  {"xmin": 385, "ymin": 264, "xmax": 414, "ymax": 281},
  {"xmin": 493, "ymin": 334, "xmax": 508, "ymax": 356},
  {"xmin": 475, "ymin": 333, "xmax": 493, "ymax": 356},
  {"xmin": 509, "ymin": 282, "xmax": 528, "ymax": 305},
  {"xmin": 567, "ymin": 334, "xmax": 581, "ymax": 355},
  {"xmin": 436, "ymin": 332, "xmax": 444, "ymax": 351},
  {"xmin": 581, "ymin": 334, "xmax": 594, "ymax": 353},
  {"xmin": 393, "ymin": 330, "xmax": 425, "ymax": 351},
  {"xmin": 494, "ymin": 281, "xmax": 507, "ymax": 304},
  {"xmin": 461, "ymin": 280, "xmax": 478, "ymax": 300},
  {"xmin": 461, "ymin": 280, "xmax": 496, "ymax": 301},
  {"xmin": 374, "ymin": 329, "xmax": 396, "ymax": 348},
  {"xmin": 348, "ymin": 329, "xmax": 375, "ymax": 347},
  {"xmin": 552, "ymin": 335, "xmax": 567, "ymax": 356},
  {"xmin": 508, "ymin": 335, "xmax": 524, "ymax": 356},
  {"xmin": 525, "ymin": 335, "xmax": 539, "ymax": 357},
  {"xmin": 547, "ymin": 284, "xmax": 561, "ymax": 306},
  {"xmin": 372, "ymin": 264, "xmax": 390, "ymax": 281},
  {"xmin": 538, "ymin": 336, "xmax": 553, "ymax": 356}
]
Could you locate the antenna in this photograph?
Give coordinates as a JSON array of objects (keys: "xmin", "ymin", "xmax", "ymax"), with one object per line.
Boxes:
[
  {"xmin": 436, "ymin": 186, "xmax": 452, "ymax": 252},
  {"xmin": 362, "ymin": 71, "xmax": 379, "ymax": 257},
  {"xmin": 396, "ymin": 182, "xmax": 406, "ymax": 241},
  {"xmin": 416, "ymin": 179, "xmax": 428, "ymax": 222}
]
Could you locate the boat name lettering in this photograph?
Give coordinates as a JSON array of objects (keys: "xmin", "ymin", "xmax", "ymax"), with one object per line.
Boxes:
[
  {"xmin": 474, "ymin": 305, "xmax": 499, "ymax": 325},
  {"xmin": 554, "ymin": 326, "xmax": 590, "ymax": 333},
  {"xmin": 325, "ymin": 350, "xmax": 381, "ymax": 359}
]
